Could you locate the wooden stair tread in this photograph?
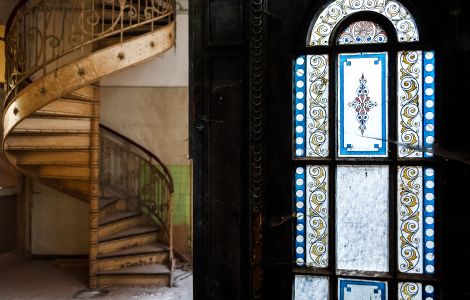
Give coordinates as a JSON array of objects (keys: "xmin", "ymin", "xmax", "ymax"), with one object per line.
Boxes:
[
  {"xmin": 99, "ymin": 226, "xmax": 159, "ymax": 242},
  {"xmin": 99, "ymin": 211, "xmax": 141, "ymax": 226},
  {"xmin": 100, "ymin": 197, "xmax": 118, "ymax": 209},
  {"xmin": 34, "ymin": 98, "xmax": 94, "ymax": 118},
  {"xmin": 16, "ymin": 151, "xmax": 90, "ymax": 166},
  {"xmin": 96, "ymin": 263, "xmax": 170, "ymax": 275},
  {"xmin": 98, "ymin": 244, "xmax": 169, "ymax": 259}
]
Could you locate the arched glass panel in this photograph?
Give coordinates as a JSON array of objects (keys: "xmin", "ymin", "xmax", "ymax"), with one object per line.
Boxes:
[
  {"xmin": 308, "ymin": 0, "xmax": 419, "ymax": 46},
  {"xmin": 338, "ymin": 20, "xmax": 388, "ymax": 44}
]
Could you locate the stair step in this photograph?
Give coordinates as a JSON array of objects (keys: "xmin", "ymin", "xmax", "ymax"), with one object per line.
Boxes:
[
  {"xmin": 97, "ymin": 263, "xmax": 170, "ymax": 275},
  {"xmin": 100, "ymin": 211, "xmax": 142, "ymax": 226},
  {"xmin": 4, "ymin": 135, "xmax": 90, "ymax": 150},
  {"xmin": 39, "ymin": 166, "xmax": 90, "ymax": 180},
  {"xmin": 17, "ymin": 151, "xmax": 90, "ymax": 166},
  {"xmin": 96, "ymin": 264, "xmax": 171, "ymax": 287},
  {"xmin": 13, "ymin": 117, "xmax": 91, "ymax": 134},
  {"xmin": 99, "ymin": 197, "xmax": 124, "ymax": 220},
  {"xmin": 65, "ymin": 86, "xmax": 97, "ymax": 101},
  {"xmin": 99, "ymin": 244, "xmax": 169, "ymax": 259},
  {"xmin": 97, "ymin": 245, "xmax": 169, "ymax": 272},
  {"xmin": 98, "ymin": 227, "xmax": 158, "ymax": 255},
  {"xmin": 99, "ymin": 212, "xmax": 147, "ymax": 239},
  {"xmin": 100, "ymin": 226, "xmax": 158, "ymax": 242},
  {"xmin": 40, "ymin": 178, "xmax": 90, "ymax": 194},
  {"xmin": 34, "ymin": 99, "xmax": 94, "ymax": 118},
  {"xmin": 100, "ymin": 197, "xmax": 118, "ymax": 210}
]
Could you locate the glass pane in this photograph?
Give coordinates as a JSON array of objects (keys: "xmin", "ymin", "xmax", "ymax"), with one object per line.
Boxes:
[
  {"xmin": 339, "ymin": 278, "xmax": 387, "ymax": 300},
  {"xmin": 398, "ymin": 51, "xmax": 436, "ymax": 158},
  {"xmin": 338, "ymin": 52, "xmax": 388, "ymax": 157},
  {"xmin": 306, "ymin": 55, "xmax": 329, "ymax": 157},
  {"xmin": 294, "ymin": 55, "xmax": 329, "ymax": 158},
  {"xmin": 294, "ymin": 165, "xmax": 329, "ymax": 268},
  {"xmin": 398, "ymin": 282, "xmax": 422, "ymax": 300},
  {"xmin": 423, "ymin": 51, "xmax": 436, "ymax": 158},
  {"xmin": 423, "ymin": 167, "xmax": 436, "ymax": 274},
  {"xmin": 398, "ymin": 283, "xmax": 436, "ymax": 300},
  {"xmin": 397, "ymin": 166, "xmax": 423, "ymax": 273},
  {"xmin": 338, "ymin": 21, "xmax": 387, "ymax": 45},
  {"xmin": 397, "ymin": 51, "xmax": 423, "ymax": 157},
  {"xmin": 306, "ymin": 165, "xmax": 328, "ymax": 267},
  {"xmin": 397, "ymin": 166, "xmax": 435, "ymax": 274},
  {"xmin": 295, "ymin": 166, "xmax": 306, "ymax": 266},
  {"xmin": 294, "ymin": 275, "xmax": 329, "ymax": 300},
  {"xmin": 294, "ymin": 56, "xmax": 307, "ymax": 157},
  {"xmin": 336, "ymin": 166, "xmax": 389, "ymax": 272}
]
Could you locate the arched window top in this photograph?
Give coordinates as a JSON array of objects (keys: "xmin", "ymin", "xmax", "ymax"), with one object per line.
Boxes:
[{"xmin": 308, "ymin": 0, "xmax": 419, "ymax": 46}]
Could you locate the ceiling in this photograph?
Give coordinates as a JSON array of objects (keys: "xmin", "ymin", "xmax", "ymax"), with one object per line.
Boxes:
[{"xmin": 0, "ymin": 1, "xmax": 19, "ymax": 25}]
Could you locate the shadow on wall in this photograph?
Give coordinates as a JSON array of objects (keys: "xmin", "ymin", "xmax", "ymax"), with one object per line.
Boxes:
[{"xmin": 0, "ymin": 195, "xmax": 17, "ymax": 254}]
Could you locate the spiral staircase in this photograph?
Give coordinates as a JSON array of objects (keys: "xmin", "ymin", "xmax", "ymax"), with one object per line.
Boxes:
[{"xmin": 2, "ymin": 0, "xmax": 176, "ymax": 288}]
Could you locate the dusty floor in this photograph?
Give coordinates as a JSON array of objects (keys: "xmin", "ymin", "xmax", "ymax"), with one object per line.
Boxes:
[{"xmin": 0, "ymin": 252, "xmax": 193, "ymax": 300}]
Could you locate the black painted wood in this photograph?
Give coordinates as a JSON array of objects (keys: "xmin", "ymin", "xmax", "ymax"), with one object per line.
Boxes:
[
  {"xmin": 190, "ymin": 1, "xmax": 249, "ymax": 299},
  {"xmin": 190, "ymin": 0, "xmax": 470, "ymax": 299}
]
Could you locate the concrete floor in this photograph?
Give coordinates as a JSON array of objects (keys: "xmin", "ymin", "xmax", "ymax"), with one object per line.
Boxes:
[{"xmin": 0, "ymin": 252, "xmax": 193, "ymax": 300}]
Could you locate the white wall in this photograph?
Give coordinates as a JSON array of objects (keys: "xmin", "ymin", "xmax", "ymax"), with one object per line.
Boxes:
[
  {"xmin": 101, "ymin": 86, "xmax": 189, "ymax": 165},
  {"xmin": 31, "ymin": 181, "xmax": 89, "ymax": 255},
  {"xmin": 101, "ymin": 12, "xmax": 188, "ymax": 87}
]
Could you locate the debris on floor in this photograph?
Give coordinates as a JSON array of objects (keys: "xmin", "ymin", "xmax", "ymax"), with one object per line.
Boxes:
[{"xmin": 0, "ymin": 252, "xmax": 193, "ymax": 300}]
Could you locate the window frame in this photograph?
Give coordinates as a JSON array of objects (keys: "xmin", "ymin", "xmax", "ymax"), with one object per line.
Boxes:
[{"xmin": 292, "ymin": 10, "xmax": 442, "ymax": 300}]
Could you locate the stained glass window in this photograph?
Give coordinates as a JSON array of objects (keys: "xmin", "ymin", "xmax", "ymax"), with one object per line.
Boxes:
[{"xmin": 293, "ymin": 0, "xmax": 437, "ymax": 298}]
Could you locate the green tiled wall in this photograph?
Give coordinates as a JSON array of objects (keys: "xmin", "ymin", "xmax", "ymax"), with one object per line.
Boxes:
[{"xmin": 168, "ymin": 165, "xmax": 191, "ymax": 225}]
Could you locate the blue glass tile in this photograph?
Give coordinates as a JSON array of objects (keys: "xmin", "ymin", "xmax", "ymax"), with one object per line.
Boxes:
[
  {"xmin": 423, "ymin": 51, "xmax": 435, "ymax": 158},
  {"xmin": 295, "ymin": 166, "xmax": 306, "ymax": 266},
  {"xmin": 423, "ymin": 284, "xmax": 435, "ymax": 299},
  {"xmin": 294, "ymin": 56, "xmax": 307, "ymax": 158},
  {"xmin": 423, "ymin": 168, "xmax": 435, "ymax": 274}
]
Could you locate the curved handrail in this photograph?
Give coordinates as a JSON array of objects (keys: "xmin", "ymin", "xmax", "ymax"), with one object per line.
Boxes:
[
  {"xmin": 100, "ymin": 123, "xmax": 174, "ymax": 192},
  {"xmin": 4, "ymin": 0, "xmax": 176, "ymax": 107},
  {"xmin": 100, "ymin": 124, "xmax": 174, "ymax": 267}
]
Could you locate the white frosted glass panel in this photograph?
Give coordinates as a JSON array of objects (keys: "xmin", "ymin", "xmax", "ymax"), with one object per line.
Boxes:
[
  {"xmin": 339, "ymin": 278, "xmax": 387, "ymax": 300},
  {"xmin": 306, "ymin": 55, "xmax": 329, "ymax": 157},
  {"xmin": 294, "ymin": 275, "xmax": 329, "ymax": 300},
  {"xmin": 397, "ymin": 51, "xmax": 423, "ymax": 158},
  {"xmin": 338, "ymin": 53, "xmax": 388, "ymax": 157},
  {"xmin": 397, "ymin": 166, "xmax": 424, "ymax": 273},
  {"xmin": 336, "ymin": 166, "xmax": 389, "ymax": 272},
  {"xmin": 398, "ymin": 282, "xmax": 423, "ymax": 300},
  {"xmin": 306, "ymin": 166, "xmax": 328, "ymax": 268}
]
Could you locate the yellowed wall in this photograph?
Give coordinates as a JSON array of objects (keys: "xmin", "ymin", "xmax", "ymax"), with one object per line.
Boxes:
[{"xmin": 101, "ymin": 87, "xmax": 189, "ymax": 166}]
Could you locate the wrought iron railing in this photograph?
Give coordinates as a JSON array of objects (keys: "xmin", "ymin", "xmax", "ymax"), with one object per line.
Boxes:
[
  {"xmin": 4, "ymin": 0, "xmax": 175, "ymax": 106},
  {"xmin": 100, "ymin": 124, "xmax": 174, "ymax": 265}
]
